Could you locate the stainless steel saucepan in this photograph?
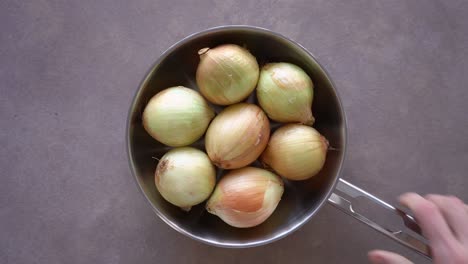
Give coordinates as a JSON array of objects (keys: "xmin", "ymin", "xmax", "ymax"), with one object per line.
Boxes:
[{"xmin": 126, "ymin": 25, "xmax": 430, "ymax": 259}]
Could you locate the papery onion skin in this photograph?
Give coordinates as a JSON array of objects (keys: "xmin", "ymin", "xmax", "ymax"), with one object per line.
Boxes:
[
  {"xmin": 155, "ymin": 147, "xmax": 216, "ymax": 209},
  {"xmin": 142, "ymin": 86, "xmax": 215, "ymax": 147},
  {"xmin": 256, "ymin": 62, "xmax": 314, "ymax": 125},
  {"xmin": 261, "ymin": 124, "xmax": 328, "ymax": 180},
  {"xmin": 196, "ymin": 44, "xmax": 259, "ymax": 105},
  {"xmin": 205, "ymin": 103, "xmax": 270, "ymax": 169},
  {"xmin": 206, "ymin": 167, "xmax": 284, "ymax": 228}
]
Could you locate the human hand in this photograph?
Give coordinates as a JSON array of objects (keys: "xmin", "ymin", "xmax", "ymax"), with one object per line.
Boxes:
[{"xmin": 368, "ymin": 193, "xmax": 468, "ymax": 264}]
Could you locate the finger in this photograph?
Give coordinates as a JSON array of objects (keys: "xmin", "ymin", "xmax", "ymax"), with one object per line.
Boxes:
[
  {"xmin": 368, "ymin": 250, "xmax": 413, "ymax": 264},
  {"xmin": 399, "ymin": 193, "xmax": 456, "ymax": 246},
  {"xmin": 426, "ymin": 194, "xmax": 468, "ymax": 243}
]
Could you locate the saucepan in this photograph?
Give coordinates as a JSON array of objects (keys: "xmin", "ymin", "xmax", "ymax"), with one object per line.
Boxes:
[{"xmin": 126, "ymin": 25, "xmax": 430, "ymax": 259}]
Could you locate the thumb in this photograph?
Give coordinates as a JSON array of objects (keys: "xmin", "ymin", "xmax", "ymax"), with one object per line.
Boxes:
[{"xmin": 368, "ymin": 250, "xmax": 413, "ymax": 264}]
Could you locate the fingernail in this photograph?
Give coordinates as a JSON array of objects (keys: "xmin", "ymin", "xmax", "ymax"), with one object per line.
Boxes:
[
  {"xmin": 372, "ymin": 256, "xmax": 387, "ymax": 264},
  {"xmin": 369, "ymin": 254, "xmax": 387, "ymax": 264},
  {"xmin": 374, "ymin": 256, "xmax": 387, "ymax": 264}
]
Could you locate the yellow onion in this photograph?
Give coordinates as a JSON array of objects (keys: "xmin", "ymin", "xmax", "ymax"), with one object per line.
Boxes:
[
  {"xmin": 155, "ymin": 147, "xmax": 216, "ymax": 210},
  {"xmin": 142, "ymin": 86, "xmax": 215, "ymax": 147},
  {"xmin": 256, "ymin": 62, "xmax": 314, "ymax": 125},
  {"xmin": 206, "ymin": 167, "xmax": 284, "ymax": 228},
  {"xmin": 261, "ymin": 124, "xmax": 328, "ymax": 180},
  {"xmin": 205, "ymin": 103, "xmax": 269, "ymax": 169},
  {"xmin": 196, "ymin": 44, "xmax": 259, "ymax": 105}
]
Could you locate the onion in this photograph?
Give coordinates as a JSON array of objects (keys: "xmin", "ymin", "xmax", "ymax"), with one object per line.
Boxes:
[
  {"xmin": 196, "ymin": 44, "xmax": 259, "ymax": 105},
  {"xmin": 205, "ymin": 103, "xmax": 270, "ymax": 169},
  {"xmin": 256, "ymin": 62, "xmax": 314, "ymax": 125},
  {"xmin": 142, "ymin": 86, "xmax": 215, "ymax": 147},
  {"xmin": 206, "ymin": 167, "xmax": 284, "ymax": 228},
  {"xmin": 261, "ymin": 124, "xmax": 328, "ymax": 180},
  {"xmin": 155, "ymin": 147, "xmax": 216, "ymax": 210}
]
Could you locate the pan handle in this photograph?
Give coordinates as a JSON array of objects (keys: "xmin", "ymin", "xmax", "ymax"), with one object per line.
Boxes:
[{"xmin": 327, "ymin": 178, "xmax": 431, "ymax": 259}]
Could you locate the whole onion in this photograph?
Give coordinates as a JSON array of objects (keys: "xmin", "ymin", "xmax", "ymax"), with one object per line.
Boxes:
[
  {"xmin": 206, "ymin": 167, "xmax": 284, "ymax": 228},
  {"xmin": 256, "ymin": 62, "xmax": 314, "ymax": 125},
  {"xmin": 142, "ymin": 86, "xmax": 215, "ymax": 147},
  {"xmin": 155, "ymin": 147, "xmax": 216, "ymax": 210},
  {"xmin": 205, "ymin": 103, "xmax": 270, "ymax": 169},
  {"xmin": 196, "ymin": 44, "xmax": 259, "ymax": 105},
  {"xmin": 261, "ymin": 124, "xmax": 328, "ymax": 180}
]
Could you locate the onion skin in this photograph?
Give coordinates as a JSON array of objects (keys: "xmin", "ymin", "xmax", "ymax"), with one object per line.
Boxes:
[
  {"xmin": 256, "ymin": 62, "xmax": 314, "ymax": 125},
  {"xmin": 261, "ymin": 124, "xmax": 328, "ymax": 180},
  {"xmin": 196, "ymin": 44, "xmax": 259, "ymax": 105},
  {"xmin": 155, "ymin": 147, "xmax": 216, "ymax": 209},
  {"xmin": 206, "ymin": 167, "xmax": 284, "ymax": 228},
  {"xmin": 142, "ymin": 86, "xmax": 215, "ymax": 147},
  {"xmin": 205, "ymin": 103, "xmax": 270, "ymax": 169}
]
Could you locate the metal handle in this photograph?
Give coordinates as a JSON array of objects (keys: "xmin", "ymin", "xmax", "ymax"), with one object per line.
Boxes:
[{"xmin": 327, "ymin": 178, "xmax": 431, "ymax": 259}]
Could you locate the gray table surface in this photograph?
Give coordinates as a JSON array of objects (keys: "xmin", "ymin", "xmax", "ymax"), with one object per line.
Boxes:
[{"xmin": 2, "ymin": 0, "xmax": 468, "ymax": 263}]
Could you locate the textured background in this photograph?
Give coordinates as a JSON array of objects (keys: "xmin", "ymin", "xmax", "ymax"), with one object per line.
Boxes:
[{"xmin": 1, "ymin": 0, "xmax": 468, "ymax": 263}]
